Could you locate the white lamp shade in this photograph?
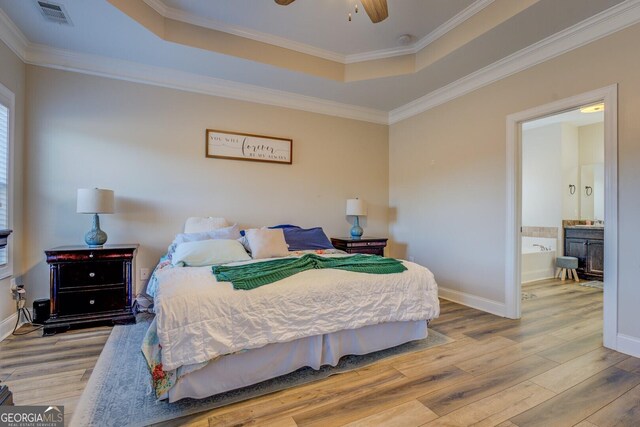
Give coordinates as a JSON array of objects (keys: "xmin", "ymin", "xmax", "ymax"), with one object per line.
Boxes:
[
  {"xmin": 346, "ymin": 198, "xmax": 367, "ymax": 216},
  {"xmin": 77, "ymin": 188, "xmax": 115, "ymax": 214}
]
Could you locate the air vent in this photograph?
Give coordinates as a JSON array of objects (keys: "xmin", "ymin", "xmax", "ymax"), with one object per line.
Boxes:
[{"xmin": 36, "ymin": 1, "xmax": 72, "ymax": 25}]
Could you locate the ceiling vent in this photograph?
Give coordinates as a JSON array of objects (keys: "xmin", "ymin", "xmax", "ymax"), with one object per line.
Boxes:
[{"xmin": 36, "ymin": 1, "xmax": 72, "ymax": 25}]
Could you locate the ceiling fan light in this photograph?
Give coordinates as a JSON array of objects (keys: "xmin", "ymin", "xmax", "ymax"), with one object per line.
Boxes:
[{"xmin": 397, "ymin": 34, "xmax": 413, "ymax": 46}]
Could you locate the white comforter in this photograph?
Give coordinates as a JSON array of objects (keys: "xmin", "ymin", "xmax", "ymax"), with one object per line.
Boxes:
[{"xmin": 154, "ymin": 255, "xmax": 439, "ymax": 371}]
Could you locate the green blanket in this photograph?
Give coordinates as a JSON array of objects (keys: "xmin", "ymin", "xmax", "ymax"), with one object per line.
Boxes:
[{"xmin": 212, "ymin": 253, "xmax": 407, "ymax": 290}]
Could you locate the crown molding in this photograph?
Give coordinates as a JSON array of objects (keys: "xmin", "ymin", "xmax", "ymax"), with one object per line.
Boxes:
[
  {"xmin": 412, "ymin": 0, "xmax": 494, "ymax": 52},
  {"xmin": 23, "ymin": 43, "xmax": 389, "ymax": 125},
  {"xmin": 389, "ymin": 0, "xmax": 640, "ymax": 124},
  {"xmin": 144, "ymin": 0, "xmax": 493, "ymax": 65},
  {"xmin": 143, "ymin": 0, "xmax": 345, "ymax": 63},
  {"xmin": 346, "ymin": 0, "xmax": 494, "ymax": 63},
  {"xmin": 0, "ymin": 8, "xmax": 28, "ymax": 61},
  {"xmin": 1, "ymin": 0, "xmax": 639, "ymax": 126}
]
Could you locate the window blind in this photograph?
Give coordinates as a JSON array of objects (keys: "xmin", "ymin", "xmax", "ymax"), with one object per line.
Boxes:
[{"xmin": 0, "ymin": 104, "xmax": 8, "ymax": 265}]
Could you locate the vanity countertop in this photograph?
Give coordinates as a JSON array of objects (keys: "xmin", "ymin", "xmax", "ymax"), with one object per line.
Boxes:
[{"xmin": 565, "ymin": 225, "xmax": 604, "ymax": 229}]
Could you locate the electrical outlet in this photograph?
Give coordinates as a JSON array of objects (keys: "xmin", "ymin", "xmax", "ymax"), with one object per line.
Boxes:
[{"xmin": 140, "ymin": 268, "xmax": 150, "ymax": 281}]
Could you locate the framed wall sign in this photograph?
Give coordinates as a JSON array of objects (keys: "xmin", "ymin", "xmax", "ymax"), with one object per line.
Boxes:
[{"xmin": 206, "ymin": 129, "xmax": 293, "ymax": 165}]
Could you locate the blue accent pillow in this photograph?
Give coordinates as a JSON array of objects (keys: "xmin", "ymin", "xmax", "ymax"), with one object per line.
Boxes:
[
  {"xmin": 282, "ymin": 227, "xmax": 333, "ymax": 251},
  {"xmin": 240, "ymin": 224, "xmax": 301, "ymax": 237}
]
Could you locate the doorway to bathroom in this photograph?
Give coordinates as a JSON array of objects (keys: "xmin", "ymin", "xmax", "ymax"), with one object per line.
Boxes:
[{"xmin": 505, "ymin": 85, "xmax": 618, "ymax": 350}]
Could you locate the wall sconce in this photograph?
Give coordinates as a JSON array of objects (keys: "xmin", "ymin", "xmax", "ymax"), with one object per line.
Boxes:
[
  {"xmin": 585, "ymin": 186, "xmax": 593, "ymax": 197},
  {"xmin": 569, "ymin": 184, "xmax": 576, "ymax": 195}
]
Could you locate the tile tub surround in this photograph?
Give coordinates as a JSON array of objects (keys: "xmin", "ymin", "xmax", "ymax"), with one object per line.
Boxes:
[{"xmin": 521, "ymin": 226, "xmax": 559, "ymax": 239}]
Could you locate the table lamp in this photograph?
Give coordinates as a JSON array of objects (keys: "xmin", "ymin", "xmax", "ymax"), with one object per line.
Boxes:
[
  {"xmin": 346, "ymin": 198, "xmax": 367, "ymax": 239},
  {"xmin": 77, "ymin": 188, "xmax": 114, "ymax": 247}
]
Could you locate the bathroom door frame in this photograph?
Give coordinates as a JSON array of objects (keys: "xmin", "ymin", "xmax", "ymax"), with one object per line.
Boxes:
[{"xmin": 505, "ymin": 84, "xmax": 618, "ymax": 350}]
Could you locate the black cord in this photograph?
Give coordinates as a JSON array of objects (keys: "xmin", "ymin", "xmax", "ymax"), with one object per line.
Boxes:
[{"xmin": 11, "ymin": 301, "xmax": 44, "ymax": 336}]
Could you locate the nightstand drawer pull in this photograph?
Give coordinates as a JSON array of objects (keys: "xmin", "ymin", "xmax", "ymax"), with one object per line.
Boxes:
[
  {"xmin": 89, "ymin": 272, "xmax": 96, "ymax": 278},
  {"xmin": 89, "ymin": 299, "xmax": 95, "ymax": 305}
]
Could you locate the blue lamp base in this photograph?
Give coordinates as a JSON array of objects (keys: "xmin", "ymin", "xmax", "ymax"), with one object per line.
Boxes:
[
  {"xmin": 85, "ymin": 213, "xmax": 108, "ymax": 247},
  {"xmin": 350, "ymin": 216, "xmax": 363, "ymax": 239}
]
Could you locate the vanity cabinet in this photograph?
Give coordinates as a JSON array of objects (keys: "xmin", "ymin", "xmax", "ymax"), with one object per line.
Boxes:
[{"xmin": 564, "ymin": 227, "xmax": 604, "ymax": 280}]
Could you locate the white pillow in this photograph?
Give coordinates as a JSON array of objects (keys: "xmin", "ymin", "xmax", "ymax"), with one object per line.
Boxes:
[
  {"xmin": 245, "ymin": 228, "xmax": 290, "ymax": 259},
  {"xmin": 184, "ymin": 217, "xmax": 229, "ymax": 233},
  {"xmin": 171, "ymin": 239, "xmax": 250, "ymax": 266},
  {"xmin": 167, "ymin": 224, "xmax": 242, "ymax": 259}
]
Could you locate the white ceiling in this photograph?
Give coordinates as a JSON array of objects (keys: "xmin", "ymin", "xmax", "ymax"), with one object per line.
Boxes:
[
  {"xmin": 159, "ymin": 0, "xmax": 475, "ymax": 56},
  {"xmin": 0, "ymin": 0, "xmax": 629, "ymax": 115}
]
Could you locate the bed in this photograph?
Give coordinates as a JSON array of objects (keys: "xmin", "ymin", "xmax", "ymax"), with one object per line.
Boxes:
[{"xmin": 142, "ymin": 220, "xmax": 440, "ymax": 402}]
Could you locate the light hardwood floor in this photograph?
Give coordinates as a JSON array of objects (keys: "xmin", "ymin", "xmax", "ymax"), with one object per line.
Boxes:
[{"xmin": 2, "ymin": 279, "xmax": 640, "ymax": 426}]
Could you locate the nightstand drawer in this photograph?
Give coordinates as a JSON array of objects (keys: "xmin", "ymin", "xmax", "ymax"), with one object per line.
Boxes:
[
  {"xmin": 58, "ymin": 287, "xmax": 126, "ymax": 315},
  {"xmin": 59, "ymin": 261, "xmax": 125, "ymax": 288},
  {"xmin": 331, "ymin": 237, "xmax": 388, "ymax": 256},
  {"xmin": 347, "ymin": 241, "xmax": 385, "ymax": 248},
  {"xmin": 351, "ymin": 247, "xmax": 384, "ymax": 256}
]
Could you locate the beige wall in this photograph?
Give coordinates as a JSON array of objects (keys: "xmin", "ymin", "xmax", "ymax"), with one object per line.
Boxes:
[
  {"xmin": 579, "ymin": 122, "xmax": 605, "ymax": 165},
  {"xmin": 23, "ymin": 66, "xmax": 389, "ymax": 299},
  {"xmin": 390, "ymin": 22, "xmax": 640, "ymax": 340},
  {"xmin": 0, "ymin": 40, "xmax": 25, "ymax": 328}
]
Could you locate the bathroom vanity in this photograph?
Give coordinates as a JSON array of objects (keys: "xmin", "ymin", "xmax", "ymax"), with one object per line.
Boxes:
[{"xmin": 564, "ymin": 226, "xmax": 604, "ymax": 280}]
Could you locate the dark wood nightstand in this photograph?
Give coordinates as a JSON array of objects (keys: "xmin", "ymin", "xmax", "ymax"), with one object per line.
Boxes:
[
  {"xmin": 331, "ymin": 237, "xmax": 388, "ymax": 256},
  {"xmin": 44, "ymin": 244, "xmax": 138, "ymax": 335}
]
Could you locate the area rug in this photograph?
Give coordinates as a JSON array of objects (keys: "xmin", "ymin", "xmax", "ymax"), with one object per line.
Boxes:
[
  {"xmin": 580, "ymin": 281, "xmax": 604, "ymax": 289},
  {"xmin": 71, "ymin": 317, "xmax": 451, "ymax": 427}
]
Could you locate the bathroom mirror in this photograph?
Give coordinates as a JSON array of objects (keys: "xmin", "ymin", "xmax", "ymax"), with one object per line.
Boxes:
[{"xmin": 580, "ymin": 163, "xmax": 604, "ymax": 220}]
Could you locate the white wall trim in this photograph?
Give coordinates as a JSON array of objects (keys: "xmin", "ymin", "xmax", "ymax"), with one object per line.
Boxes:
[
  {"xmin": 1, "ymin": 1, "xmax": 639, "ymax": 126},
  {"xmin": 389, "ymin": 0, "xmax": 640, "ymax": 124},
  {"xmin": 143, "ymin": 0, "xmax": 346, "ymax": 63},
  {"xmin": 438, "ymin": 287, "xmax": 506, "ymax": 318},
  {"xmin": 617, "ymin": 334, "xmax": 640, "ymax": 359},
  {"xmin": 144, "ymin": 0, "xmax": 493, "ymax": 65},
  {"xmin": 505, "ymin": 85, "xmax": 619, "ymax": 350},
  {"xmin": 0, "ymin": 310, "xmax": 27, "ymax": 342},
  {"xmin": 0, "ymin": 8, "xmax": 28, "ymax": 61},
  {"xmin": 411, "ymin": 0, "xmax": 495, "ymax": 53},
  {"xmin": 23, "ymin": 44, "xmax": 389, "ymax": 125},
  {"xmin": 0, "ymin": 82, "xmax": 15, "ymax": 281},
  {"xmin": 521, "ymin": 269, "xmax": 555, "ymax": 284}
]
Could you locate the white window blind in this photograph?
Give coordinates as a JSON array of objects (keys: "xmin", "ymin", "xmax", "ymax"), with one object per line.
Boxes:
[{"xmin": 0, "ymin": 103, "xmax": 8, "ymax": 266}]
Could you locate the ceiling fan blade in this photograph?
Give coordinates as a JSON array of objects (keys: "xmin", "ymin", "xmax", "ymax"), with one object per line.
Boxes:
[
  {"xmin": 361, "ymin": 0, "xmax": 388, "ymax": 23},
  {"xmin": 274, "ymin": 0, "xmax": 296, "ymax": 5}
]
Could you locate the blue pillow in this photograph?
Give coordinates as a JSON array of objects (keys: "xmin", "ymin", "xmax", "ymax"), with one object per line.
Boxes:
[
  {"xmin": 283, "ymin": 227, "xmax": 333, "ymax": 251},
  {"xmin": 240, "ymin": 224, "xmax": 301, "ymax": 237}
]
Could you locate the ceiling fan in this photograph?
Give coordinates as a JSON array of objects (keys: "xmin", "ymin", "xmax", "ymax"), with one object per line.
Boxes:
[{"xmin": 274, "ymin": 0, "xmax": 389, "ymax": 24}]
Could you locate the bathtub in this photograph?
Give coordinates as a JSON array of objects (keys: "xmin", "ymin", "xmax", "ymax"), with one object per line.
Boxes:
[{"xmin": 521, "ymin": 237, "xmax": 557, "ymax": 283}]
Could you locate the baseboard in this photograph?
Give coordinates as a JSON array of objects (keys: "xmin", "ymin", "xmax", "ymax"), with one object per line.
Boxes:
[
  {"xmin": 0, "ymin": 310, "xmax": 21, "ymax": 342},
  {"xmin": 438, "ymin": 287, "xmax": 507, "ymax": 317},
  {"xmin": 521, "ymin": 269, "xmax": 555, "ymax": 283},
  {"xmin": 616, "ymin": 333, "xmax": 640, "ymax": 358}
]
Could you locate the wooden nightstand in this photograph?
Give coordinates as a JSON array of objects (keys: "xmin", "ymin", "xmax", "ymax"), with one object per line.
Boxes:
[
  {"xmin": 331, "ymin": 237, "xmax": 388, "ymax": 257},
  {"xmin": 43, "ymin": 244, "xmax": 138, "ymax": 335}
]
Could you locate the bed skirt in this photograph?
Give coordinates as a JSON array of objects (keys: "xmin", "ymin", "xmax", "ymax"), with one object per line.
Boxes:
[{"xmin": 167, "ymin": 320, "xmax": 428, "ymax": 402}]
